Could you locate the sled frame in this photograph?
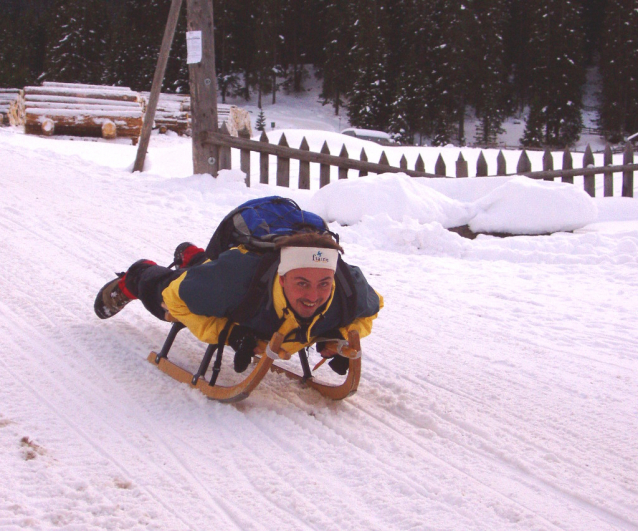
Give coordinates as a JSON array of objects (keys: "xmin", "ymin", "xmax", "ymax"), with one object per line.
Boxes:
[{"xmin": 147, "ymin": 323, "xmax": 361, "ymax": 403}]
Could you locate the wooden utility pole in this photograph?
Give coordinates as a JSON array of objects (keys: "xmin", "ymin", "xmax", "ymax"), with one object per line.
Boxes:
[
  {"xmin": 186, "ymin": 0, "xmax": 219, "ymax": 176},
  {"xmin": 133, "ymin": 0, "xmax": 183, "ymax": 173}
]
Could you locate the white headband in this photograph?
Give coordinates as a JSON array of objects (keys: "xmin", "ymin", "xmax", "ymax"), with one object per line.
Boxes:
[{"xmin": 278, "ymin": 247, "xmax": 339, "ymax": 276}]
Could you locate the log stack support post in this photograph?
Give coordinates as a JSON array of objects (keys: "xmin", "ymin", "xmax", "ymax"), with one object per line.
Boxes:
[{"xmin": 133, "ymin": 0, "xmax": 183, "ymax": 172}]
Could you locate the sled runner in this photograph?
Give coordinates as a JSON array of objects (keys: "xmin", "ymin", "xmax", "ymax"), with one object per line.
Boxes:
[{"xmin": 147, "ymin": 323, "xmax": 362, "ymax": 403}]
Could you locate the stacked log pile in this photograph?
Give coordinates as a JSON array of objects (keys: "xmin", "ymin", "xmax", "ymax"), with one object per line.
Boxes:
[
  {"xmin": 141, "ymin": 92, "xmax": 190, "ymax": 135},
  {"xmin": 20, "ymin": 82, "xmax": 144, "ymax": 141},
  {"xmin": 0, "ymin": 89, "xmax": 20, "ymax": 125},
  {"xmin": 9, "ymin": 82, "xmax": 252, "ymax": 141}
]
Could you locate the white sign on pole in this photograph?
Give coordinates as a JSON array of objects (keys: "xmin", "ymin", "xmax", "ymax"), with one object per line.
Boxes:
[{"xmin": 186, "ymin": 31, "xmax": 203, "ymax": 64}]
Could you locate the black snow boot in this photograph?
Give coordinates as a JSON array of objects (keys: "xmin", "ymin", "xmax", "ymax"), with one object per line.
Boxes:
[{"xmin": 94, "ymin": 273, "xmax": 134, "ymax": 319}]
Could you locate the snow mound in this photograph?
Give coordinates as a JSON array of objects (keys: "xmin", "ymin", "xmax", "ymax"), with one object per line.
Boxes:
[
  {"xmin": 468, "ymin": 176, "xmax": 598, "ymax": 234},
  {"xmin": 309, "ymin": 172, "xmax": 471, "ymax": 227}
]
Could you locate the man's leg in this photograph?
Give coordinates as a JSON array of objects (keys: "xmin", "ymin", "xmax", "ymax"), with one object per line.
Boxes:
[{"xmin": 94, "ymin": 260, "xmax": 182, "ymax": 320}]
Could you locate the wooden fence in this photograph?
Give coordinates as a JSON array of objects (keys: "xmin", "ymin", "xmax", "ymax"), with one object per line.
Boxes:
[{"xmin": 206, "ymin": 126, "xmax": 636, "ymax": 198}]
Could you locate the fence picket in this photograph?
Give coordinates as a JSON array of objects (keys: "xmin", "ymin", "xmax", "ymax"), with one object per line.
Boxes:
[
  {"xmin": 400, "ymin": 155, "xmax": 408, "ymax": 170},
  {"xmin": 497, "ymin": 150, "xmax": 506, "ymax": 175},
  {"xmin": 543, "ymin": 149, "xmax": 554, "ymax": 181},
  {"xmin": 339, "ymin": 145, "xmax": 349, "ymax": 180},
  {"xmin": 623, "ymin": 143, "xmax": 634, "ymax": 198},
  {"xmin": 299, "ymin": 137, "xmax": 310, "ymax": 189},
  {"xmin": 583, "ymin": 144, "xmax": 595, "ymax": 197},
  {"xmin": 379, "ymin": 151, "xmax": 389, "ymax": 167},
  {"xmin": 562, "ymin": 148, "xmax": 573, "ymax": 184},
  {"xmin": 219, "ymin": 122, "xmax": 232, "ymax": 170},
  {"xmin": 276, "ymin": 133, "xmax": 290, "ymax": 187},
  {"xmin": 320, "ymin": 142, "xmax": 330, "ymax": 188},
  {"xmin": 359, "ymin": 148, "xmax": 368, "ymax": 177},
  {"xmin": 239, "ymin": 128, "xmax": 250, "ymax": 186},
  {"xmin": 604, "ymin": 144, "xmax": 613, "ymax": 197},
  {"xmin": 517, "ymin": 150, "xmax": 531, "ymax": 173},
  {"xmin": 415, "ymin": 154, "xmax": 425, "ymax": 173},
  {"xmin": 259, "ymin": 131, "xmax": 269, "ymax": 184},
  {"xmin": 475, "ymin": 152, "xmax": 486, "ymax": 177},
  {"xmin": 435, "ymin": 154, "xmax": 446, "ymax": 176}
]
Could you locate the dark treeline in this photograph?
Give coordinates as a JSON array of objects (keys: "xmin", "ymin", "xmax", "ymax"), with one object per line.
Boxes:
[{"xmin": 1, "ymin": 0, "xmax": 637, "ymax": 147}]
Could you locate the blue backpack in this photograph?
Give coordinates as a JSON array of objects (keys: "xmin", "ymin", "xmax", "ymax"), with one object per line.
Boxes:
[{"xmin": 205, "ymin": 196, "xmax": 334, "ymax": 260}]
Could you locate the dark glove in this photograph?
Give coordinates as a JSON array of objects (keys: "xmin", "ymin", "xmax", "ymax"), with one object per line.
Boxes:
[
  {"xmin": 229, "ymin": 326, "xmax": 257, "ymax": 373},
  {"xmin": 328, "ymin": 355, "xmax": 350, "ymax": 375}
]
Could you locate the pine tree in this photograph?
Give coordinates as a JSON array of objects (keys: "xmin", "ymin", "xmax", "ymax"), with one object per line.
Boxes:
[
  {"xmin": 521, "ymin": 0, "xmax": 584, "ymax": 147},
  {"xmin": 108, "ymin": 0, "xmax": 168, "ymax": 91},
  {"xmin": 599, "ymin": 0, "xmax": 638, "ymax": 141},
  {"xmin": 255, "ymin": 108, "xmax": 266, "ymax": 131},
  {"xmin": 423, "ymin": 0, "xmax": 468, "ymax": 145},
  {"xmin": 45, "ymin": 0, "xmax": 109, "ymax": 84},
  {"xmin": 0, "ymin": 6, "xmax": 48, "ymax": 87},
  {"xmin": 215, "ymin": 0, "xmax": 241, "ymax": 102},
  {"xmin": 346, "ymin": 0, "xmax": 393, "ymax": 131},
  {"xmin": 319, "ymin": 0, "xmax": 356, "ymax": 115},
  {"xmin": 387, "ymin": 0, "xmax": 428, "ymax": 144},
  {"xmin": 470, "ymin": 0, "xmax": 509, "ymax": 145}
]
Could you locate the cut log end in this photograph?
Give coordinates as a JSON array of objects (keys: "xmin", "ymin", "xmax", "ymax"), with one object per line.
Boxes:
[
  {"xmin": 101, "ymin": 120, "xmax": 117, "ymax": 139},
  {"xmin": 41, "ymin": 118, "xmax": 54, "ymax": 136}
]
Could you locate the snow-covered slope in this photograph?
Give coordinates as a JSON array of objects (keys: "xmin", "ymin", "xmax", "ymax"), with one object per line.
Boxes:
[{"xmin": 1, "ymin": 127, "xmax": 637, "ymax": 530}]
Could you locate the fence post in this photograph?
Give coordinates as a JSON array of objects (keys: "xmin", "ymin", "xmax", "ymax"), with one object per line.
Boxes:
[
  {"xmin": 299, "ymin": 137, "xmax": 310, "ymax": 190},
  {"xmin": 475, "ymin": 151, "xmax": 486, "ymax": 177},
  {"xmin": 415, "ymin": 154, "xmax": 425, "ymax": 174},
  {"xmin": 562, "ymin": 148, "xmax": 573, "ymax": 184},
  {"xmin": 359, "ymin": 148, "xmax": 368, "ymax": 177},
  {"xmin": 435, "ymin": 153, "xmax": 446, "ymax": 176},
  {"xmin": 218, "ymin": 122, "xmax": 232, "ymax": 170},
  {"xmin": 259, "ymin": 131, "xmax": 269, "ymax": 184},
  {"xmin": 517, "ymin": 150, "xmax": 531, "ymax": 173},
  {"xmin": 583, "ymin": 144, "xmax": 595, "ymax": 197},
  {"xmin": 320, "ymin": 142, "xmax": 330, "ymax": 188},
  {"xmin": 339, "ymin": 145, "xmax": 349, "ymax": 180},
  {"xmin": 400, "ymin": 155, "xmax": 408, "ymax": 171},
  {"xmin": 604, "ymin": 143, "xmax": 613, "ymax": 197},
  {"xmin": 379, "ymin": 151, "xmax": 389, "ymax": 167},
  {"xmin": 623, "ymin": 142, "xmax": 634, "ymax": 198},
  {"xmin": 543, "ymin": 149, "xmax": 554, "ymax": 181},
  {"xmin": 276, "ymin": 133, "xmax": 290, "ymax": 187},
  {"xmin": 497, "ymin": 150, "xmax": 506, "ymax": 176},
  {"xmin": 239, "ymin": 128, "xmax": 251, "ymax": 186}
]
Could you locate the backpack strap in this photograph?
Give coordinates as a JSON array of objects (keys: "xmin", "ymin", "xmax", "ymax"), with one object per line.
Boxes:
[{"xmin": 334, "ymin": 256, "xmax": 358, "ymax": 328}]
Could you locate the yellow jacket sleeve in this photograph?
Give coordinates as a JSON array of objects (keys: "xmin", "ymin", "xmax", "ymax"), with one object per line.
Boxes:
[{"xmin": 162, "ymin": 272, "xmax": 230, "ymax": 344}]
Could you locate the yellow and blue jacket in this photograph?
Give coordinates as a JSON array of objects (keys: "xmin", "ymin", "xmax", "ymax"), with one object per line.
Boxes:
[{"xmin": 161, "ymin": 248, "xmax": 383, "ymax": 354}]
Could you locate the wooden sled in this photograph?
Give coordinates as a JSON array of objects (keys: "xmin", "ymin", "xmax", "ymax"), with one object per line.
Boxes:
[{"xmin": 147, "ymin": 323, "xmax": 362, "ymax": 403}]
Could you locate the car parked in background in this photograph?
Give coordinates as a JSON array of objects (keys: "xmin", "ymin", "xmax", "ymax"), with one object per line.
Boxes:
[{"xmin": 341, "ymin": 128, "xmax": 397, "ymax": 146}]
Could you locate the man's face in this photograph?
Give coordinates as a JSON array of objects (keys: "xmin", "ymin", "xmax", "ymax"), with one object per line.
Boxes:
[{"xmin": 279, "ymin": 267, "xmax": 335, "ymax": 319}]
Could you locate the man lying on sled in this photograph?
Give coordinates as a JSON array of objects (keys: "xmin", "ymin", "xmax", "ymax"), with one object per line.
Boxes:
[{"xmin": 94, "ymin": 231, "xmax": 383, "ymax": 375}]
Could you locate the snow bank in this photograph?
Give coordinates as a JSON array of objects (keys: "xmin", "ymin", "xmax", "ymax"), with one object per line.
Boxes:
[
  {"xmin": 309, "ymin": 173, "xmax": 470, "ymax": 227},
  {"xmin": 308, "ymin": 172, "xmax": 597, "ymax": 236},
  {"xmin": 468, "ymin": 176, "xmax": 598, "ymax": 234}
]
